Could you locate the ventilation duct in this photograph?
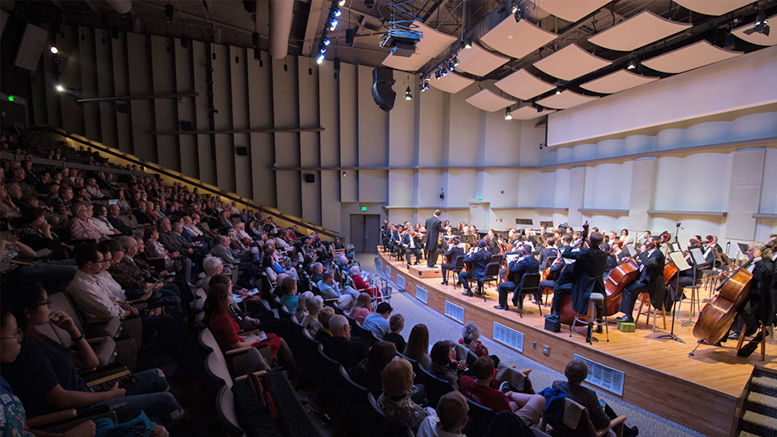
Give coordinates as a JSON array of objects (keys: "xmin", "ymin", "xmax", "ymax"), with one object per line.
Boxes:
[{"xmin": 268, "ymin": 0, "xmax": 294, "ymax": 59}]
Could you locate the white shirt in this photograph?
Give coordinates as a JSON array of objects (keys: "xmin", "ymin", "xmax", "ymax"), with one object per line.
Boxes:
[
  {"xmin": 89, "ymin": 217, "xmax": 116, "ymax": 236},
  {"xmin": 416, "ymin": 416, "xmax": 464, "ymax": 437},
  {"xmin": 96, "ymin": 270, "xmax": 126, "ymax": 302},
  {"xmin": 747, "ymin": 257, "xmax": 762, "ymax": 273},
  {"xmin": 67, "ymin": 269, "xmax": 128, "ymax": 319},
  {"xmin": 184, "ymin": 225, "xmax": 203, "ymax": 237}
]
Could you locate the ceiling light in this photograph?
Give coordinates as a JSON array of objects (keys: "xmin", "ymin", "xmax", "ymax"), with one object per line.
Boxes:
[
  {"xmin": 405, "ymin": 86, "xmax": 412, "ymax": 100},
  {"xmin": 333, "ymin": 8, "xmax": 342, "ymax": 17},
  {"xmin": 55, "ymin": 85, "xmax": 64, "ymax": 92},
  {"xmin": 626, "ymin": 60, "xmax": 636, "ymax": 70},
  {"xmin": 452, "ymin": 56, "xmax": 459, "ymax": 67},
  {"xmin": 323, "ymin": 38, "xmax": 331, "ymax": 46},
  {"xmin": 449, "ymin": 60, "xmax": 456, "ymax": 72},
  {"xmin": 464, "ymin": 39, "xmax": 472, "ymax": 49},
  {"xmin": 504, "ymin": 107, "xmax": 512, "ymax": 120},
  {"xmin": 514, "ymin": 4, "xmax": 523, "ymax": 23},
  {"xmin": 329, "ymin": 19, "xmax": 338, "ymax": 31},
  {"xmin": 50, "ymin": 46, "xmax": 58, "ymax": 54},
  {"xmin": 339, "ymin": 0, "xmax": 346, "ymax": 5},
  {"xmin": 555, "ymin": 88, "xmax": 562, "ymax": 95},
  {"xmin": 317, "ymin": 54, "xmax": 325, "ymax": 64},
  {"xmin": 441, "ymin": 67, "xmax": 448, "ymax": 76}
]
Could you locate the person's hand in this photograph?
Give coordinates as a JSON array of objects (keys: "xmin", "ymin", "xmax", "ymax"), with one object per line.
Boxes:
[
  {"xmin": 40, "ymin": 221, "xmax": 51, "ymax": 232},
  {"xmin": 171, "ymin": 251, "xmax": 179, "ymax": 258},
  {"xmin": 49, "ymin": 311, "xmax": 78, "ymax": 335},
  {"xmin": 4, "ymin": 233, "xmax": 19, "ymax": 245},
  {"xmin": 455, "ymin": 360, "xmax": 467, "ymax": 371},
  {"xmin": 640, "ymin": 245, "xmax": 647, "ymax": 253},
  {"xmin": 129, "ymin": 306, "xmax": 139, "ymax": 316},
  {"xmin": 107, "ymin": 382, "xmax": 126, "ymax": 398},
  {"xmin": 154, "ymin": 281, "xmax": 164, "ymax": 290},
  {"xmin": 62, "ymin": 420, "xmax": 96, "ymax": 437},
  {"xmin": 160, "ymin": 270, "xmax": 169, "ymax": 277},
  {"xmin": 187, "ymin": 248, "xmax": 194, "ymax": 254}
]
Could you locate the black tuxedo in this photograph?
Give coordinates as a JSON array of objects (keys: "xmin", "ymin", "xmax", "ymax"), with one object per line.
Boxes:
[
  {"xmin": 497, "ymin": 256, "xmax": 540, "ymax": 309},
  {"xmin": 459, "ymin": 249, "xmax": 489, "ymax": 293},
  {"xmin": 441, "ymin": 245, "xmax": 464, "ymax": 283},
  {"xmin": 402, "ymin": 233, "xmax": 423, "ymax": 265},
  {"xmin": 424, "ymin": 215, "xmax": 444, "ymax": 267},
  {"xmin": 563, "ymin": 245, "xmax": 609, "ymax": 315},
  {"xmin": 619, "ymin": 249, "xmax": 666, "ymax": 318}
]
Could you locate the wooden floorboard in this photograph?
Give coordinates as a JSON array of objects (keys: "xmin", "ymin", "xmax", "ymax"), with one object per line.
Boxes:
[{"xmin": 376, "ymin": 250, "xmax": 777, "ymax": 437}]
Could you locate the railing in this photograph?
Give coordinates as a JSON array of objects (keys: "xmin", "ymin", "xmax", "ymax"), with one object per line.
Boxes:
[{"xmin": 30, "ymin": 126, "xmax": 340, "ymax": 240}]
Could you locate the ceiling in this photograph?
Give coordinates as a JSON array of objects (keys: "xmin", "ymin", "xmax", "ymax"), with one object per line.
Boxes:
[{"xmin": 5, "ymin": 0, "xmax": 777, "ymax": 116}]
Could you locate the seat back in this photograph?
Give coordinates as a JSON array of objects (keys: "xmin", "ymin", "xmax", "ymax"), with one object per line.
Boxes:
[
  {"xmin": 454, "ymin": 343, "xmax": 478, "ymax": 370},
  {"xmin": 466, "ymin": 398, "xmax": 496, "ymax": 437},
  {"xmin": 49, "ymin": 292, "xmax": 87, "ymax": 336},
  {"xmin": 298, "ymin": 329, "xmax": 322, "ymax": 370},
  {"xmin": 215, "ymin": 384, "xmax": 244, "ymax": 436},
  {"xmin": 396, "ymin": 351, "xmax": 420, "ymax": 377},
  {"xmin": 483, "ymin": 262, "xmax": 500, "ymax": 278},
  {"xmin": 520, "ymin": 272, "xmax": 541, "ymax": 291},
  {"xmin": 417, "ymin": 366, "xmax": 455, "ymax": 408},
  {"xmin": 205, "ymin": 351, "xmax": 234, "ymax": 389},
  {"xmin": 199, "ymin": 328, "xmax": 232, "ymax": 385},
  {"xmin": 453, "ymin": 256, "xmax": 465, "ymax": 271},
  {"xmin": 544, "ymin": 397, "xmax": 597, "ymax": 437},
  {"xmin": 490, "ymin": 254, "xmax": 503, "ymax": 266},
  {"xmin": 352, "ymin": 323, "xmax": 378, "ymax": 346},
  {"xmin": 366, "ymin": 392, "xmax": 413, "ymax": 437}
]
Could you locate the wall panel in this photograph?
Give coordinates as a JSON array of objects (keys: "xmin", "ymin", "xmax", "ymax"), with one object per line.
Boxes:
[
  {"xmin": 389, "ymin": 71, "xmax": 415, "ymax": 167},
  {"xmin": 79, "ymin": 27, "xmax": 100, "ymax": 142},
  {"xmin": 418, "ymin": 86, "xmax": 444, "ymax": 167},
  {"xmin": 126, "ymin": 32, "xmax": 155, "ymax": 161},
  {"xmin": 230, "ymin": 46, "xmax": 251, "ymax": 199},
  {"xmin": 212, "ymin": 44, "xmax": 236, "ymax": 193},
  {"xmin": 482, "ymin": 110, "xmax": 521, "ymax": 167},
  {"xmin": 299, "ymin": 59, "xmax": 321, "ymax": 225},
  {"xmin": 173, "ymin": 38, "xmax": 197, "ymax": 178},
  {"xmin": 192, "ymin": 41, "xmax": 216, "ymax": 185},
  {"xmin": 318, "ymin": 59, "xmax": 340, "ymax": 232},
  {"xmin": 247, "ymin": 49, "xmax": 275, "ymax": 207},
  {"xmin": 339, "ymin": 63, "xmax": 358, "ymax": 202},
  {"xmin": 358, "ymin": 65, "xmax": 388, "ymax": 167},
  {"xmin": 150, "ymin": 35, "xmax": 179, "ymax": 171},
  {"xmin": 111, "ymin": 33, "xmax": 132, "ymax": 154},
  {"xmin": 447, "ymin": 83, "xmax": 480, "ymax": 166},
  {"xmin": 59, "ymin": 25, "xmax": 84, "ymax": 135},
  {"xmin": 272, "ymin": 55, "xmax": 301, "ymax": 217},
  {"xmin": 95, "ymin": 28, "xmax": 117, "ymax": 149}
]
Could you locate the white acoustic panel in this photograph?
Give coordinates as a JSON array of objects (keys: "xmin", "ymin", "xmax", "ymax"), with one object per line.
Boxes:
[
  {"xmin": 495, "ymin": 69, "xmax": 555, "ymax": 100},
  {"xmin": 430, "ymin": 72, "xmax": 475, "ymax": 94},
  {"xmin": 642, "ymin": 40, "xmax": 742, "ymax": 74},
  {"xmin": 465, "ymin": 89, "xmax": 517, "ymax": 112},
  {"xmin": 537, "ymin": 90, "xmax": 599, "ymax": 109},
  {"xmin": 416, "ymin": 286, "xmax": 428, "ymax": 304},
  {"xmin": 493, "ymin": 322, "xmax": 524, "ymax": 352},
  {"xmin": 588, "ymin": 11, "xmax": 691, "ymax": 52},
  {"xmin": 512, "ymin": 106, "xmax": 556, "ymax": 120},
  {"xmin": 573, "ymin": 354, "xmax": 625, "ymax": 396},
  {"xmin": 533, "ymin": 44, "xmax": 610, "ymax": 81},
  {"xmin": 382, "ymin": 22, "xmax": 457, "ymax": 72},
  {"xmin": 444, "ymin": 301, "xmax": 464, "ymax": 323},
  {"xmin": 674, "ymin": 0, "xmax": 753, "ymax": 16},
  {"xmin": 580, "ymin": 69, "xmax": 659, "ymax": 94},
  {"xmin": 456, "ymin": 43, "xmax": 510, "ymax": 77},
  {"xmin": 733, "ymin": 16, "xmax": 777, "ymax": 46},
  {"xmin": 530, "ymin": 0, "xmax": 611, "ymax": 23},
  {"xmin": 480, "ymin": 18, "xmax": 557, "ymax": 60}
]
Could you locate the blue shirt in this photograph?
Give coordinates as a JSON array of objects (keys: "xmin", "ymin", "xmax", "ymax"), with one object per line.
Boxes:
[
  {"xmin": 362, "ymin": 313, "xmax": 390, "ymax": 339},
  {"xmin": 279, "ymin": 293, "xmax": 299, "ymax": 314},
  {"xmin": 0, "ymin": 375, "xmax": 35, "ymax": 436}
]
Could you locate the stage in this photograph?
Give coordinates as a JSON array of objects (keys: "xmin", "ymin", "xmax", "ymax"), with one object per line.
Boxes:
[{"xmin": 377, "ymin": 249, "xmax": 776, "ymax": 437}]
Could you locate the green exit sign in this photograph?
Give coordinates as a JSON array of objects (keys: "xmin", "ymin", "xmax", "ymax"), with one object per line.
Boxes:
[
  {"xmin": 478, "ymin": 195, "xmax": 482, "ymax": 200},
  {"xmin": 361, "ymin": 206, "xmax": 367, "ymax": 212},
  {"xmin": 7, "ymin": 96, "xmax": 14, "ymax": 102}
]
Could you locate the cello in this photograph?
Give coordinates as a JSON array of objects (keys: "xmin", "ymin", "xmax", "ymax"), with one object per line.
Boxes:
[
  {"xmin": 692, "ymin": 240, "xmax": 776, "ymax": 345},
  {"xmin": 558, "ymin": 222, "xmax": 590, "ymax": 325}
]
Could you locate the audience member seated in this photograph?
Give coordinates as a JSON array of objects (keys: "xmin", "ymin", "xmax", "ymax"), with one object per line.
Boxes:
[
  {"xmin": 106, "ymin": 204, "xmax": 134, "ymax": 236},
  {"xmin": 156, "ymin": 217, "xmax": 193, "ymax": 283},
  {"xmin": 417, "ymin": 391, "xmax": 470, "ymax": 437},
  {"xmin": 314, "ymin": 306, "xmax": 335, "ymax": 343},
  {"xmin": 301, "ymin": 295, "xmax": 324, "ymax": 337},
  {"xmin": 551, "ymin": 360, "xmax": 638, "ymax": 437},
  {"xmin": 106, "ymin": 238, "xmax": 181, "ymax": 307},
  {"xmin": 0, "ymin": 184, "xmax": 21, "ymax": 219},
  {"xmin": 1, "ymin": 284, "xmax": 183, "ymax": 426},
  {"xmin": 69, "ymin": 203, "xmax": 104, "ymax": 242},
  {"xmin": 363, "ymin": 302, "xmax": 393, "ymax": 339},
  {"xmin": 212, "ymin": 235, "xmax": 253, "ymax": 281},
  {"xmin": 132, "ymin": 201, "xmax": 155, "ymax": 225},
  {"xmin": 429, "ymin": 341, "xmax": 465, "ymax": 390},
  {"xmin": 459, "ymin": 321, "xmax": 499, "ymax": 366},
  {"xmin": 89, "ymin": 204, "xmax": 118, "ymax": 237},
  {"xmin": 321, "ymin": 315, "xmax": 368, "ymax": 370},
  {"xmin": 317, "ymin": 271, "xmax": 358, "ymax": 309},
  {"xmin": 350, "ymin": 265, "xmax": 381, "ymax": 300},
  {"xmin": 403, "ymin": 323, "xmax": 431, "ymax": 369},
  {"xmin": 200, "ymin": 255, "xmax": 224, "ymax": 293},
  {"xmin": 348, "ymin": 293, "xmax": 372, "ymax": 326},
  {"xmin": 204, "ymin": 281, "xmax": 298, "ymax": 378},
  {"xmin": 459, "ymin": 356, "xmax": 545, "ymax": 428},
  {"xmin": 309, "ymin": 262, "xmax": 324, "ymax": 284},
  {"xmin": 17, "ymin": 206, "xmax": 69, "ymax": 260},
  {"xmin": 263, "ymin": 248, "xmax": 298, "ymax": 283},
  {"xmin": 144, "ymin": 226, "xmax": 190, "ymax": 283},
  {"xmin": 49, "ymin": 186, "xmax": 74, "ymax": 221},
  {"xmin": 349, "ymin": 341, "xmax": 397, "ymax": 398},
  {"xmin": 1, "ymin": 232, "xmax": 77, "ymax": 291},
  {"xmin": 378, "ymin": 358, "xmax": 430, "ymax": 434},
  {"xmin": 278, "ymin": 276, "xmax": 299, "ymax": 314},
  {"xmin": 383, "ymin": 313, "xmax": 407, "ymax": 353}
]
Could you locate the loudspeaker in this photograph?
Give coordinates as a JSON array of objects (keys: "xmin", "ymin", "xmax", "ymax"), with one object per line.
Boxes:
[
  {"xmin": 235, "ymin": 146, "xmax": 248, "ymax": 156},
  {"xmin": 304, "ymin": 174, "xmax": 315, "ymax": 183},
  {"xmin": 14, "ymin": 23, "xmax": 48, "ymax": 71},
  {"xmin": 345, "ymin": 29, "xmax": 354, "ymax": 46},
  {"xmin": 372, "ymin": 67, "xmax": 395, "ymax": 112},
  {"xmin": 180, "ymin": 121, "xmax": 193, "ymax": 131}
]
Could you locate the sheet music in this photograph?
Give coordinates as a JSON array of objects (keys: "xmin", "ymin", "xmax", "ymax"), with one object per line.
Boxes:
[
  {"xmin": 623, "ymin": 244, "xmax": 636, "ymax": 257},
  {"xmin": 737, "ymin": 243, "xmax": 749, "ymax": 254},
  {"xmin": 669, "ymin": 251, "xmax": 691, "ymax": 271},
  {"xmin": 505, "ymin": 254, "xmax": 521, "ymax": 264},
  {"xmin": 690, "ymin": 247, "xmax": 706, "ymax": 265}
]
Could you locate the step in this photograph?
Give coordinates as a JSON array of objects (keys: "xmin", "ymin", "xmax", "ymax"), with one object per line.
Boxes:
[
  {"xmin": 750, "ymin": 375, "xmax": 777, "ymax": 395},
  {"xmin": 745, "ymin": 391, "xmax": 777, "ymax": 418},
  {"xmin": 740, "ymin": 411, "xmax": 777, "ymax": 437},
  {"xmin": 738, "ymin": 431, "xmax": 761, "ymax": 437}
]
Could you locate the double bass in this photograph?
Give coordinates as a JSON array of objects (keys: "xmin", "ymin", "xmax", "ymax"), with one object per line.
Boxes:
[
  {"xmin": 558, "ymin": 222, "xmax": 590, "ymax": 325},
  {"xmin": 693, "ymin": 240, "xmax": 776, "ymax": 345}
]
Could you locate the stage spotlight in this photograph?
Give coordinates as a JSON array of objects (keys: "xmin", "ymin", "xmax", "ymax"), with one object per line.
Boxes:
[
  {"xmin": 339, "ymin": 0, "xmax": 346, "ymax": 5},
  {"xmin": 405, "ymin": 86, "xmax": 412, "ymax": 100},
  {"xmin": 50, "ymin": 46, "xmax": 58, "ymax": 54},
  {"xmin": 504, "ymin": 107, "xmax": 512, "ymax": 120},
  {"xmin": 333, "ymin": 8, "xmax": 342, "ymax": 17},
  {"xmin": 464, "ymin": 39, "xmax": 472, "ymax": 49},
  {"xmin": 319, "ymin": 46, "xmax": 326, "ymax": 54},
  {"xmin": 55, "ymin": 84, "xmax": 64, "ymax": 92},
  {"xmin": 626, "ymin": 60, "xmax": 636, "ymax": 70},
  {"xmin": 555, "ymin": 88, "xmax": 562, "ymax": 95},
  {"xmin": 514, "ymin": 4, "xmax": 523, "ymax": 22},
  {"xmin": 449, "ymin": 60, "xmax": 456, "ymax": 72},
  {"xmin": 323, "ymin": 37, "xmax": 331, "ymax": 46},
  {"xmin": 440, "ymin": 67, "xmax": 448, "ymax": 76},
  {"xmin": 329, "ymin": 19, "xmax": 338, "ymax": 31},
  {"xmin": 317, "ymin": 53, "xmax": 325, "ymax": 64}
]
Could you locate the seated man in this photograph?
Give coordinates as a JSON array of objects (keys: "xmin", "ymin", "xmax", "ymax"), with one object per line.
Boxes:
[
  {"xmin": 317, "ymin": 271, "xmax": 359, "ymax": 309},
  {"xmin": 321, "ymin": 315, "xmax": 368, "ymax": 370},
  {"xmin": 402, "ymin": 229, "xmax": 423, "ymax": 267},
  {"xmin": 68, "ymin": 203, "xmax": 104, "ymax": 242},
  {"xmin": 459, "ymin": 356, "xmax": 545, "ymax": 428},
  {"xmin": 363, "ymin": 302, "xmax": 393, "ymax": 339},
  {"xmin": 495, "ymin": 244, "xmax": 539, "ymax": 311},
  {"xmin": 417, "ymin": 391, "xmax": 470, "ymax": 437},
  {"xmin": 459, "ymin": 240, "xmax": 490, "ymax": 298},
  {"xmin": 107, "ymin": 204, "xmax": 134, "ymax": 236},
  {"xmin": 552, "ymin": 360, "xmax": 638, "ymax": 437}
]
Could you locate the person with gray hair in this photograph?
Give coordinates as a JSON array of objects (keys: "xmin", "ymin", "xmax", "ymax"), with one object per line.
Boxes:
[
  {"xmin": 302, "ymin": 295, "xmax": 324, "ymax": 336},
  {"xmin": 317, "ymin": 271, "xmax": 359, "ymax": 309},
  {"xmin": 322, "ymin": 315, "xmax": 368, "ymax": 370}
]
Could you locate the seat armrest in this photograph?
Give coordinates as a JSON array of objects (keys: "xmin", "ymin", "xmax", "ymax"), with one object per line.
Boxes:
[
  {"xmin": 225, "ymin": 346, "xmax": 254, "ymax": 356},
  {"xmin": 26, "ymin": 409, "xmax": 78, "ymax": 428},
  {"xmin": 596, "ymin": 415, "xmax": 627, "ymax": 437}
]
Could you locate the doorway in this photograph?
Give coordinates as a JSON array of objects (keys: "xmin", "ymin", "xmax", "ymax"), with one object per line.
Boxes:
[
  {"xmin": 468, "ymin": 202, "xmax": 490, "ymax": 230},
  {"xmin": 350, "ymin": 214, "xmax": 381, "ymax": 254}
]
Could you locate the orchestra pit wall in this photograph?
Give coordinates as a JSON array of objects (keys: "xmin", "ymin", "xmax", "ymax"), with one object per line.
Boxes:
[{"xmin": 30, "ymin": 25, "xmax": 777, "ymax": 250}]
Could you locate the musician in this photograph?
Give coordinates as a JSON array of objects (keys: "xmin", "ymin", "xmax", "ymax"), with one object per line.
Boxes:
[
  {"xmin": 540, "ymin": 225, "xmax": 551, "ymax": 238},
  {"xmin": 487, "ymin": 229, "xmax": 500, "ymax": 256},
  {"xmin": 607, "ymin": 231, "xmax": 619, "ymax": 245},
  {"xmin": 388, "ymin": 224, "xmax": 402, "ymax": 255},
  {"xmin": 615, "ymin": 237, "xmax": 666, "ymax": 324},
  {"xmin": 424, "ymin": 210, "xmax": 445, "ymax": 267},
  {"xmin": 402, "ymin": 229, "xmax": 423, "ymax": 267},
  {"xmin": 637, "ymin": 231, "xmax": 651, "ymax": 248},
  {"xmin": 538, "ymin": 238, "xmax": 559, "ymax": 271},
  {"xmin": 728, "ymin": 243, "xmax": 775, "ymax": 358},
  {"xmin": 459, "ymin": 240, "xmax": 489, "ymax": 297},
  {"xmin": 558, "ymin": 235, "xmax": 572, "ymax": 252},
  {"xmin": 620, "ymin": 229, "xmax": 629, "ymax": 240},
  {"xmin": 665, "ymin": 239, "xmax": 702, "ymax": 302},
  {"xmin": 600, "ymin": 243, "xmax": 617, "ymax": 280},
  {"xmin": 495, "ymin": 244, "xmax": 539, "ymax": 311},
  {"xmin": 441, "ymin": 236, "xmax": 465, "ymax": 286}
]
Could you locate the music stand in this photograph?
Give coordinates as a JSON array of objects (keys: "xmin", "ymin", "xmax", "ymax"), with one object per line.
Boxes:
[{"xmin": 658, "ymin": 251, "xmax": 691, "ymax": 344}]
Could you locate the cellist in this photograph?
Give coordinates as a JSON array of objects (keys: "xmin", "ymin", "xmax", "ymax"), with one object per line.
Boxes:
[
  {"xmin": 614, "ymin": 236, "xmax": 666, "ymax": 324},
  {"xmin": 440, "ymin": 236, "xmax": 464, "ymax": 286}
]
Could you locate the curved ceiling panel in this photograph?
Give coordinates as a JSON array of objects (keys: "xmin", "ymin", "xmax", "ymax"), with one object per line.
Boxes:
[
  {"xmin": 674, "ymin": 0, "xmax": 753, "ymax": 16},
  {"xmin": 536, "ymin": 90, "xmax": 599, "ymax": 109},
  {"xmin": 580, "ymin": 69, "xmax": 659, "ymax": 94},
  {"xmin": 480, "ymin": 18, "xmax": 557, "ymax": 60},
  {"xmin": 465, "ymin": 89, "xmax": 517, "ymax": 112},
  {"xmin": 733, "ymin": 16, "xmax": 777, "ymax": 46},
  {"xmin": 642, "ymin": 40, "xmax": 742, "ymax": 74},
  {"xmin": 382, "ymin": 22, "xmax": 457, "ymax": 72},
  {"xmin": 455, "ymin": 43, "xmax": 511, "ymax": 77},
  {"xmin": 529, "ymin": 0, "xmax": 611, "ymax": 23},
  {"xmin": 511, "ymin": 105, "xmax": 556, "ymax": 120},
  {"xmin": 495, "ymin": 69, "xmax": 555, "ymax": 100},
  {"xmin": 429, "ymin": 72, "xmax": 476, "ymax": 94},
  {"xmin": 533, "ymin": 44, "xmax": 610, "ymax": 81},
  {"xmin": 588, "ymin": 11, "xmax": 691, "ymax": 52}
]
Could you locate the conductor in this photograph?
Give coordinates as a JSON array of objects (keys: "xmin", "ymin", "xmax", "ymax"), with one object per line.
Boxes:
[{"xmin": 425, "ymin": 209, "xmax": 444, "ymax": 267}]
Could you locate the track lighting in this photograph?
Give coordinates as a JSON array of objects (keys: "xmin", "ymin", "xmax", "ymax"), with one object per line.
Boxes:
[
  {"xmin": 627, "ymin": 60, "xmax": 636, "ymax": 70},
  {"xmin": 405, "ymin": 86, "xmax": 412, "ymax": 100},
  {"xmin": 55, "ymin": 84, "xmax": 64, "ymax": 92},
  {"xmin": 555, "ymin": 88, "xmax": 562, "ymax": 95},
  {"xmin": 339, "ymin": 0, "xmax": 346, "ymax": 5},
  {"xmin": 50, "ymin": 46, "xmax": 58, "ymax": 54},
  {"xmin": 329, "ymin": 18, "xmax": 338, "ymax": 31},
  {"xmin": 317, "ymin": 53, "xmax": 325, "ymax": 64},
  {"xmin": 504, "ymin": 107, "xmax": 512, "ymax": 120},
  {"xmin": 323, "ymin": 38, "xmax": 331, "ymax": 46}
]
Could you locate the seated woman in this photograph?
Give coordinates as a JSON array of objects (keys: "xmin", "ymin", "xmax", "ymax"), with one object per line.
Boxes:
[
  {"xmin": 459, "ymin": 321, "xmax": 500, "ymax": 366},
  {"xmin": 295, "ymin": 291, "xmax": 313, "ymax": 322},
  {"xmin": 349, "ymin": 265, "xmax": 382, "ymax": 300},
  {"xmin": 429, "ymin": 341, "xmax": 466, "ymax": 390},
  {"xmin": 552, "ymin": 360, "xmax": 638, "ymax": 437},
  {"xmin": 403, "ymin": 323, "xmax": 431, "ymax": 370},
  {"xmin": 302, "ymin": 295, "xmax": 324, "ymax": 337},
  {"xmin": 17, "ymin": 206, "xmax": 69, "ymax": 260},
  {"xmin": 314, "ymin": 306, "xmax": 335, "ymax": 343},
  {"xmin": 377, "ymin": 358, "xmax": 429, "ymax": 434},
  {"xmin": 204, "ymin": 282, "xmax": 298, "ymax": 377},
  {"xmin": 278, "ymin": 276, "xmax": 300, "ymax": 314},
  {"xmin": 107, "ymin": 237, "xmax": 182, "ymax": 306},
  {"xmin": 1, "ymin": 283, "xmax": 183, "ymax": 426},
  {"xmin": 347, "ymin": 292, "xmax": 372, "ymax": 326},
  {"xmin": 85, "ymin": 178, "xmax": 104, "ymax": 199},
  {"xmin": 263, "ymin": 248, "xmax": 299, "ymax": 285},
  {"xmin": 382, "ymin": 314, "xmax": 406, "ymax": 353},
  {"xmin": 349, "ymin": 341, "xmax": 396, "ymax": 398},
  {"xmin": 200, "ymin": 255, "xmax": 224, "ymax": 293}
]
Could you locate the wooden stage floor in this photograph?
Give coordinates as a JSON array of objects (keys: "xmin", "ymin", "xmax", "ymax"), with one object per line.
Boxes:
[{"xmin": 376, "ymin": 250, "xmax": 776, "ymax": 437}]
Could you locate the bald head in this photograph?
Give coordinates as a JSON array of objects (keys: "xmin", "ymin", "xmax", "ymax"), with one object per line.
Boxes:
[{"xmin": 329, "ymin": 315, "xmax": 350, "ymax": 338}]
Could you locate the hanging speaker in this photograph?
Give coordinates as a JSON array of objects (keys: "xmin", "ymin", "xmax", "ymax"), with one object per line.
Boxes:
[
  {"xmin": 14, "ymin": 23, "xmax": 48, "ymax": 71},
  {"xmin": 235, "ymin": 146, "xmax": 248, "ymax": 156},
  {"xmin": 371, "ymin": 67, "xmax": 395, "ymax": 112},
  {"xmin": 345, "ymin": 29, "xmax": 354, "ymax": 46},
  {"xmin": 304, "ymin": 174, "xmax": 315, "ymax": 183}
]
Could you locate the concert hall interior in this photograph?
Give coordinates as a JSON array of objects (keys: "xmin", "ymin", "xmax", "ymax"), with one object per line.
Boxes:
[{"xmin": 2, "ymin": 0, "xmax": 777, "ymax": 437}]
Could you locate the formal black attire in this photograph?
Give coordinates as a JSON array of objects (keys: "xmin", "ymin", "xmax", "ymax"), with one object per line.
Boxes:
[
  {"xmin": 563, "ymin": 245, "xmax": 609, "ymax": 316},
  {"xmin": 538, "ymin": 247, "xmax": 560, "ymax": 270},
  {"xmin": 133, "ymin": 208, "xmax": 155, "ymax": 225},
  {"xmin": 107, "ymin": 213, "xmax": 134, "ymax": 236},
  {"xmin": 459, "ymin": 249, "xmax": 489, "ymax": 295},
  {"xmin": 402, "ymin": 233, "xmax": 423, "ymax": 265},
  {"xmin": 322, "ymin": 335, "xmax": 368, "ymax": 370},
  {"xmin": 548, "ymin": 262, "xmax": 576, "ymax": 316},
  {"xmin": 731, "ymin": 258, "xmax": 775, "ymax": 339},
  {"xmin": 618, "ymin": 249, "xmax": 666, "ymax": 319},
  {"xmin": 441, "ymin": 245, "xmax": 464, "ymax": 284},
  {"xmin": 496, "ymin": 255, "xmax": 540, "ymax": 309},
  {"xmin": 424, "ymin": 215, "xmax": 444, "ymax": 267}
]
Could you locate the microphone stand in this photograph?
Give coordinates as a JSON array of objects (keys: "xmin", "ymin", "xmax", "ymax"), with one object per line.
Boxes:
[
  {"xmin": 657, "ymin": 266, "xmax": 685, "ymax": 344},
  {"xmin": 681, "ymin": 261, "xmax": 698, "ymax": 328}
]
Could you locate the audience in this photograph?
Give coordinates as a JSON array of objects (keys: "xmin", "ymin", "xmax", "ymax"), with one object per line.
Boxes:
[
  {"xmin": 378, "ymin": 358, "xmax": 430, "ymax": 433},
  {"xmin": 403, "ymin": 323, "xmax": 431, "ymax": 369},
  {"xmin": 348, "ymin": 292, "xmax": 373, "ymax": 326},
  {"xmin": 417, "ymin": 391, "xmax": 470, "ymax": 437},
  {"xmin": 383, "ymin": 313, "xmax": 407, "ymax": 352},
  {"xmin": 429, "ymin": 341, "xmax": 464, "ymax": 390},
  {"xmin": 322, "ymin": 315, "xmax": 368, "ymax": 370},
  {"xmin": 363, "ymin": 302, "xmax": 393, "ymax": 339},
  {"xmin": 349, "ymin": 341, "xmax": 397, "ymax": 398}
]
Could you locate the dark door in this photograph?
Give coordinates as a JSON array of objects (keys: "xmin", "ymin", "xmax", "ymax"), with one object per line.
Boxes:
[{"xmin": 350, "ymin": 214, "xmax": 381, "ymax": 254}]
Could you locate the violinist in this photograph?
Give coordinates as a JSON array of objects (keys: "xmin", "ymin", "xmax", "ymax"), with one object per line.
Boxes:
[
  {"xmin": 459, "ymin": 240, "xmax": 490, "ymax": 298},
  {"xmin": 552, "ymin": 231, "xmax": 608, "ymax": 324},
  {"xmin": 441, "ymin": 236, "xmax": 464, "ymax": 286},
  {"xmin": 495, "ymin": 244, "xmax": 539, "ymax": 311},
  {"xmin": 637, "ymin": 230, "xmax": 651, "ymax": 248},
  {"xmin": 558, "ymin": 235, "xmax": 573, "ymax": 252},
  {"xmin": 614, "ymin": 236, "xmax": 666, "ymax": 324},
  {"xmin": 611, "ymin": 240, "xmax": 628, "ymax": 263},
  {"xmin": 538, "ymin": 238, "xmax": 559, "ymax": 271},
  {"xmin": 540, "ymin": 225, "xmax": 551, "ymax": 238},
  {"xmin": 666, "ymin": 238, "xmax": 702, "ymax": 302},
  {"xmin": 600, "ymin": 243, "xmax": 617, "ymax": 280},
  {"xmin": 727, "ymin": 242, "xmax": 775, "ymax": 357},
  {"xmin": 607, "ymin": 231, "xmax": 619, "ymax": 245},
  {"xmin": 402, "ymin": 229, "xmax": 423, "ymax": 267},
  {"xmin": 487, "ymin": 229, "xmax": 500, "ymax": 256}
]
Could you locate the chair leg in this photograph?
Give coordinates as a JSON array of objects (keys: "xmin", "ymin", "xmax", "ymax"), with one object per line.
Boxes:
[
  {"xmin": 736, "ymin": 323, "xmax": 747, "ymax": 352},
  {"xmin": 535, "ymin": 291, "xmax": 542, "ymax": 316},
  {"xmin": 761, "ymin": 322, "xmax": 767, "ymax": 362}
]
